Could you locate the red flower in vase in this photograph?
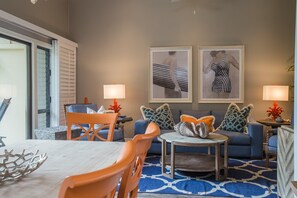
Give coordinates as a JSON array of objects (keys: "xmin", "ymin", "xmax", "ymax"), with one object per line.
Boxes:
[{"xmin": 266, "ymin": 102, "xmax": 284, "ymax": 120}]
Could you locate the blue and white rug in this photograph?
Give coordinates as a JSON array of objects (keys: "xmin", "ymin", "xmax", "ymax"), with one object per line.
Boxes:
[{"xmin": 138, "ymin": 156, "xmax": 277, "ymax": 198}]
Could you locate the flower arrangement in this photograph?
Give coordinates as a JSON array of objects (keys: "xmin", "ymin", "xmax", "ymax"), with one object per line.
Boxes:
[{"xmin": 266, "ymin": 102, "xmax": 284, "ymax": 120}]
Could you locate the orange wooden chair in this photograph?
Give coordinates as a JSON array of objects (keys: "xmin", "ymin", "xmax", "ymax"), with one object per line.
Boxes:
[
  {"xmin": 66, "ymin": 112, "xmax": 118, "ymax": 141},
  {"xmin": 118, "ymin": 122, "xmax": 160, "ymax": 198},
  {"xmin": 58, "ymin": 141, "xmax": 136, "ymax": 198}
]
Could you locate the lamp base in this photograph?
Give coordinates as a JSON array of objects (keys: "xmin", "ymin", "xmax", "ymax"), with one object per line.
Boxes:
[
  {"xmin": 108, "ymin": 98, "xmax": 122, "ymax": 113},
  {"xmin": 267, "ymin": 101, "xmax": 284, "ymax": 120}
]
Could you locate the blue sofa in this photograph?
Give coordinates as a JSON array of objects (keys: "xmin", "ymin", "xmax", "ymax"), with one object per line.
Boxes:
[
  {"xmin": 66, "ymin": 104, "xmax": 124, "ymax": 141},
  {"xmin": 134, "ymin": 109, "xmax": 263, "ymax": 159}
]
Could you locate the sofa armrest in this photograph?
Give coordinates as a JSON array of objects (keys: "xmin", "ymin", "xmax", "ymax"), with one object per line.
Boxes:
[
  {"xmin": 134, "ymin": 119, "xmax": 149, "ymax": 135},
  {"xmin": 247, "ymin": 122, "xmax": 263, "ymax": 158}
]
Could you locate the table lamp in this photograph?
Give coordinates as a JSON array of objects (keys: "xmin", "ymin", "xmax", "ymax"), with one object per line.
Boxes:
[
  {"xmin": 263, "ymin": 85, "xmax": 289, "ymax": 120},
  {"xmin": 103, "ymin": 84, "xmax": 125, "ymax": 113}
]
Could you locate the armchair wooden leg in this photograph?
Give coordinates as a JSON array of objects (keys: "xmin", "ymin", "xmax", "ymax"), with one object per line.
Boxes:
[{"xmin": 265, "ymin": 149, "xmax": 269, "ymax": 167}]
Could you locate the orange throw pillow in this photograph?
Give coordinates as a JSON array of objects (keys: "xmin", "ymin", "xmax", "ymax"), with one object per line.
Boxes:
[{"xmin": 180, "ymin": 115, "xmax": 215, "ymax": 132}]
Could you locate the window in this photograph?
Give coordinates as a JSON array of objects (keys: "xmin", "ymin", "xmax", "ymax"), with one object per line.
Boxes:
[{"xmin": 37, "ymin": 46, "xmax": 51, "ymax": 128}]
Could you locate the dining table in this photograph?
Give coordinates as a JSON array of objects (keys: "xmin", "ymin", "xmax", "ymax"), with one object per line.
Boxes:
[{"xmin": 0, "ymin": 139, "xmax": 124, "ymax": 198}]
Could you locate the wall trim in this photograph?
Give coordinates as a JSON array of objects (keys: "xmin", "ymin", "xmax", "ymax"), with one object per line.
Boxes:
[{"xmin": 0, "ymin": 9, "xmax": 78, "ymax": 48}]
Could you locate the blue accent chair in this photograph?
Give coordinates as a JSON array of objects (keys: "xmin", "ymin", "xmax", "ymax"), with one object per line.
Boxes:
[
  {"xmin": 134, "ymin": 109, "xmax": 264, "ymax": 159},
  {"xmin": 65, "ymin": 104, "xmax": 124, "ymax": 141}
]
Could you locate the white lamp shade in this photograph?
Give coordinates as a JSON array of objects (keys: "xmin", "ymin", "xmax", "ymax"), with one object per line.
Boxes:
[
  {"xmin": 263, "ymin": 85, "xmax": 289, "ymax": 101},
  {"xmin": 103, "ymin": 84, "xmax": 125, "ymax": 99}
]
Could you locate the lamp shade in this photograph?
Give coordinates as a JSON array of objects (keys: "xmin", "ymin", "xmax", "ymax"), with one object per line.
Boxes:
[
  {"xmin": 103, "ymin": 84, "xmax": 125, "ymax": 99},
  {"xmin": 263, "ymin": 85, "xmax": 289, "ymax": 101}
]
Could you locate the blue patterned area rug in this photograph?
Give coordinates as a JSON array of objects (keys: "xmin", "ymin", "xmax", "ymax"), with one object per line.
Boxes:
[{"xmin": 138, "ymin": 156, "xmax": 277, "ymax": 198}]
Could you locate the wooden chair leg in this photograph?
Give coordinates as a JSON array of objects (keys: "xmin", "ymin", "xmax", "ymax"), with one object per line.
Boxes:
[{"xmin": 130, "ymin": 187, "xmax": 138, "ymax": 198}]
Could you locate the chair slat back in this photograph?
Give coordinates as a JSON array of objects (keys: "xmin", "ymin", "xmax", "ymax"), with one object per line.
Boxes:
[
  {"xmin": 58, "ymin": 141, "xmax": 136, "ymax": 198},
  {"xmin": 66, "ymin": 112, "xmax": 118, "ymax": 141},
  {"xmin": 118, "ymin": 122, "xmax": 160, "ymax": 198}
]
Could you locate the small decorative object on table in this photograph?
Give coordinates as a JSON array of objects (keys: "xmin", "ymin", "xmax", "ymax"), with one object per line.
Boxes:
[
  {"xmin": 0, "ymin": 149, "xmax": 47, "ymax": 184},
  {"xmin": 174, "ymin": 122, "xmax": 208, "ymax": 138}
]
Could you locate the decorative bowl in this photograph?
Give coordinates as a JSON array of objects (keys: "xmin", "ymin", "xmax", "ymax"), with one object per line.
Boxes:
[{"xmin": 0, "ymin": 149, "xmax": 47, "ymax": 184}]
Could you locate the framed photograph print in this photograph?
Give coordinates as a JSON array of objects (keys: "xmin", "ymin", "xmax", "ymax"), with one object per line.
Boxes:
[
  {"xmin": 149, "ymin": 46, "xmax": 192, "ymax": 103},
  {"xmin": 198, "ymin": 45, "xmax": 244, "ymax": 103}
]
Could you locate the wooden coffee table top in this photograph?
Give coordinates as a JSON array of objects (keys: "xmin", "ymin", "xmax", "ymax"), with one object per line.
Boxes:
[{"xmin": 159, "ymin": 132, "xmax": 228, "ymax": 146}]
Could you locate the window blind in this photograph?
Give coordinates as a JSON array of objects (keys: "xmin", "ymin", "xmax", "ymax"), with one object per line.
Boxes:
[{"xmin": 59, "ymin": 44, "xmax": 76, "ymax": 125}]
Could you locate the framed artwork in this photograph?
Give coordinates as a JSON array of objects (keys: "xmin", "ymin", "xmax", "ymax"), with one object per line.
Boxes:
[
  {"xmin": 198, "ymin": 45, "xmax": 244, "ymax": 103},
  {"xmin": 149, "ymin": 46, "xmax": 192, "ymax": 103}
]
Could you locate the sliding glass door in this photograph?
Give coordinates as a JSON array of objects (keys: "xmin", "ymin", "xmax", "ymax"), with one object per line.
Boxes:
[{"xmin": 0, "ymin": 35, "xmax": 31, "ymax": 145}]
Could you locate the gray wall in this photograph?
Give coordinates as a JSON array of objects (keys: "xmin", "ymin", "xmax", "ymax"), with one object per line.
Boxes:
[
  {"xmin": 69, "ymin": 0, "xmax": 295, "ymax": 137},
  {"xmin": 1, "ymin": 1, "xmax": 295, "ymax": 137},
  {"xmin": 0, "ymin": 0, "xmax": 70, "ymax": 38}
]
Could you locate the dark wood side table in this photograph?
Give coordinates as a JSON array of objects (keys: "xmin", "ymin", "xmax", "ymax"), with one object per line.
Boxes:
[
  {"xmin": 116, "ymin": 116, "xmax": 133, "ymax": 139},
  {"xmin": 257, "ymin": 119, "xmax": 291, "ymax": 143},
  {"xmin": 257, "ymin": 119, "xmax": 291, "ymax": 128},
  {"xmin": 257, "ymin": 119, "xmax": 291, "ymax": 166}
]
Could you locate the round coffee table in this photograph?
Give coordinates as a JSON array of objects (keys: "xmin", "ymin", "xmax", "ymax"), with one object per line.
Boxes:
[{"xmin": 158, "ymin": 132, "xmax": 229, "ymax": 180}]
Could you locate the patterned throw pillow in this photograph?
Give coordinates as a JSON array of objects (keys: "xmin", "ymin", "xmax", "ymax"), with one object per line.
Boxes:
[
  {"xmin": 140, "ymin": 103, "xmax": 175, "ymax": 130},
  {"xmin": 86, "ymin": 106, "xmax": 105, "ymax": 129},
  {"xmin": 180, "ymin": 115, "xmax": 215, "ymax": 132},
  {"xmin": 218, "ymin": 103, "xmax": 253, "ymax": 133}
]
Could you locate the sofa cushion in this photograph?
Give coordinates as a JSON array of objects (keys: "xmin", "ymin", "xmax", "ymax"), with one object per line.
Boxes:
[
  {"xmin": 180, "ymin": 110, "xmax": 211, "ymax": 119},
  {"xmin": 140, "ymin": 103, "xmax": 175, "ymax": 130},
  {"xmin": 170, "ymin": 109, "xmax": 181, "ymax": 124},
  {"xmin": 211, "ymin": 111, "xmax": 226, "ymax": 129},
  {"xmin": 218, "ymin": 103, "xmax": 253, "ymax": 133},
  {"xmin": 215, "ymin": 130, "xmax": 251, "ymax": 145},
  {"xmin": 180, "ymin": 115, "xmax": 215, "ymax": 132}
]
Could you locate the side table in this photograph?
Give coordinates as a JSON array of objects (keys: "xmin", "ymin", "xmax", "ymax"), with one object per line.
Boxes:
[
  {"xmin": 257, "ymin": 119, "xmax": 291, "ymax": 166},
  {"xmin": 257, "ymin": 119, "xmax": 291, "ymax": 143}
]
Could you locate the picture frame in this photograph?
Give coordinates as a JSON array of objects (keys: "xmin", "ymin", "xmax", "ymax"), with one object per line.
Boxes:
[
  {"xmin": 149, "ymin": 46, "xmax": 192, "ymax": 103},
  {"xmin": 198, "ymin": 45, "xmax": 244, "ymax": 103}
]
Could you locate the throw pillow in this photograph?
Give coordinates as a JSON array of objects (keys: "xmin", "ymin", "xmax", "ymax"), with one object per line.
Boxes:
[
  {"xmin": 140, "ymin": 103, "xmax": 175, "ymax": 130},
  {"xmin": 180, "ymin": 114, "xmax": 215, "ymax": 132},
  {"xmin": 217, "ymin": 103, "xmax": 253, "ymax": 133},
  {"xmin": 87, "ymin": 106, "xmax": 105, "ymax": 129},
  {"xmin": 87, "ymin": 105, "xmax": 105, "ymax": 114},
  {"xmin": 174, "ymin": 122, "xmax": 198, "ymax": 137}
]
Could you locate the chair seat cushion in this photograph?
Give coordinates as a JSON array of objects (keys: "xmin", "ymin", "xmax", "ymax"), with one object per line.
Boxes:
[
  {"xmin": 215, "ymin": 130, "xmax": 251, "ymax": 145},
  {"xmin": 268, "ymin": 135, "xmax": 277, "ymax": 148},
  {"xmin": 80, "ymin": 128, "xmax": 123, "ymax": 141}
]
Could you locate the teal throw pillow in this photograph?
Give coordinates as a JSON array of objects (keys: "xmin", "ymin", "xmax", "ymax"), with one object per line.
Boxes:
[
  {"xmin": 218, "ymin": 103, "xmax": 253, "ymax": 133},
  {"xmin": 140, "ymin": 103, "xmax": 175, "ymax": 130}
]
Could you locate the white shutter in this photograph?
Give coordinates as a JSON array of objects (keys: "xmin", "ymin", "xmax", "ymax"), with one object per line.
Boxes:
[{"xmin": 59, "ymin": 44, "xmax": 76, "ymax": 125}]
